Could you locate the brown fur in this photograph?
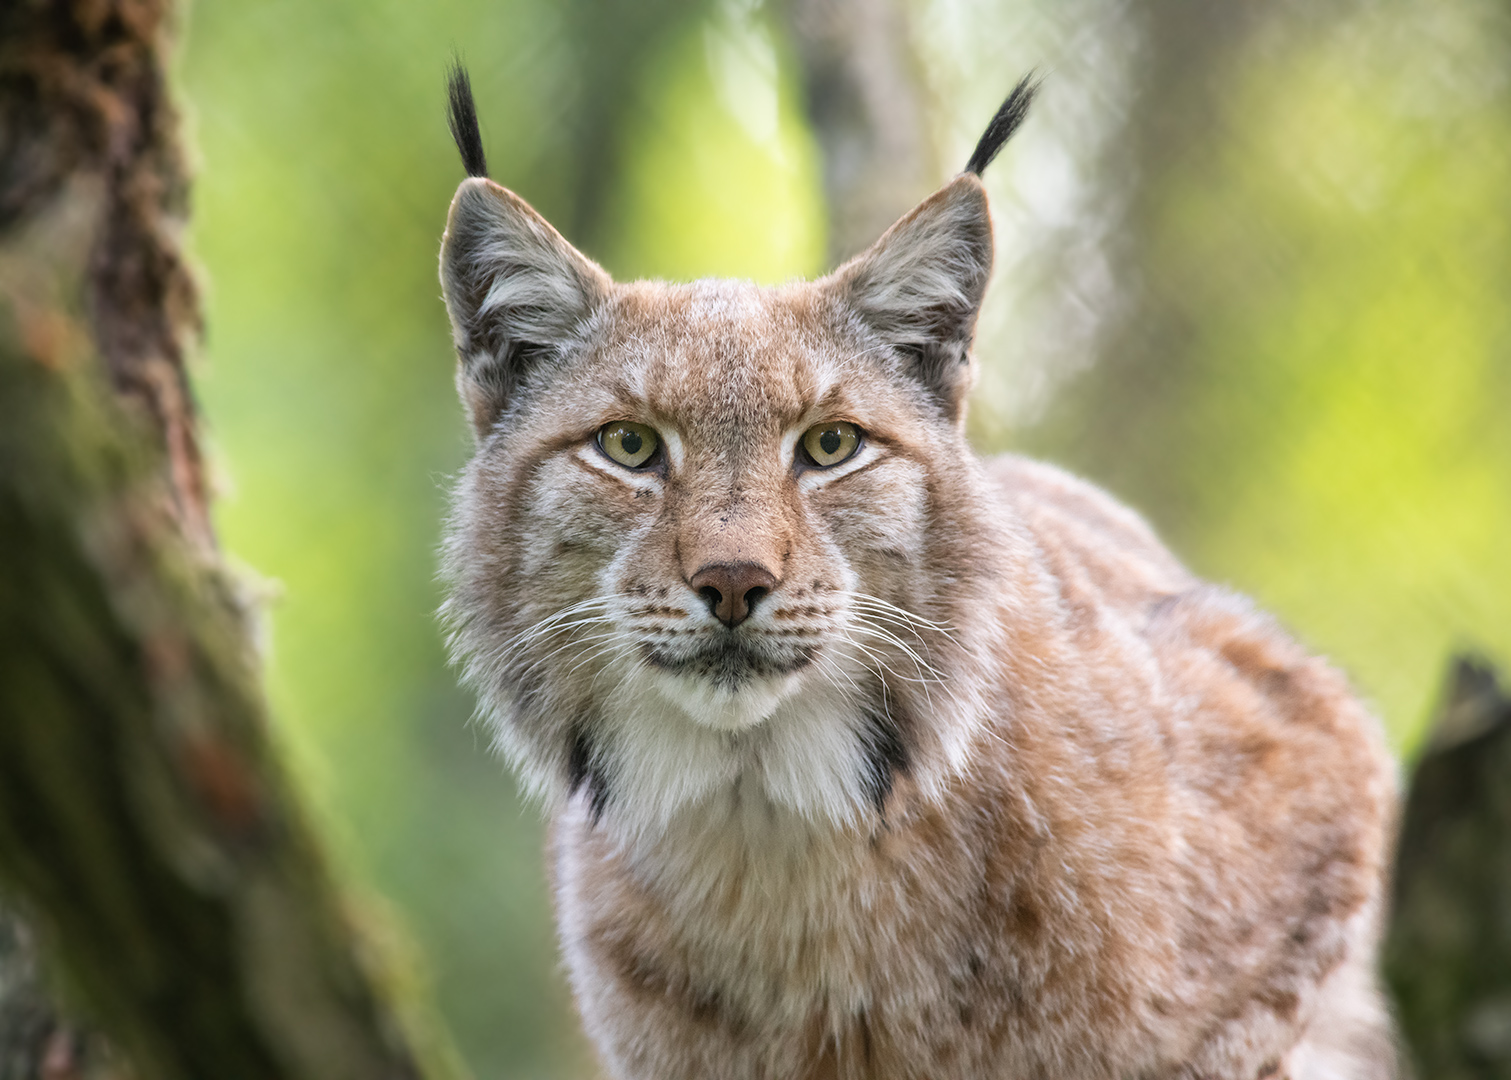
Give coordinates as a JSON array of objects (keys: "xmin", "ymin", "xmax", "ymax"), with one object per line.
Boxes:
[{"xmin": 437, "ymin": 164, "xmax": 1397, "ymax": 1078}]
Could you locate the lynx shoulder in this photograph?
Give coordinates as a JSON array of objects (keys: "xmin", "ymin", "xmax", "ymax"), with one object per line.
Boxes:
[{"xmin": 437, "ymin": 66, "xmax": 1397, "ymax": 1080}]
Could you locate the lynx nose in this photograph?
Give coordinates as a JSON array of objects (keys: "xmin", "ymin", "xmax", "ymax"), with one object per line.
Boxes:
[{"xmin": 689, "ymin": 563, "xmax": 778, "ymax": 628}]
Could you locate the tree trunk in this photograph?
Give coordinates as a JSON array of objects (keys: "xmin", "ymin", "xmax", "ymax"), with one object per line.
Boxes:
[
  {"xmin": 774, "ymin": 0, "xmax": 936, "ymax": 266},
  {"xmin": 1387, "ymin": 656, "xmax": 1511, "ymax": 1079},
  {"xmin": 0, "ymin": 905, "xmax": 121, "ymax": 1080},
  {"xmin": 0, "ymin": 4, "xmax": 452, "ymax": 1078}
]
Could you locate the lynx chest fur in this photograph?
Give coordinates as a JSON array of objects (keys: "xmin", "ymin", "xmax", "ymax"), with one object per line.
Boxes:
[{"xmin": 437, "ymin": 71, "xmax": 1396, "ymax": 1080}]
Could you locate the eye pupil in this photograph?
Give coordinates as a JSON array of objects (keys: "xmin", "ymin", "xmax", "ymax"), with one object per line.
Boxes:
[
  {"xmin": 800, "ymin": 421, "xmax": 860, "ymax": 469},
  {"xmin": 597, "ymin": 422, "xmax": 659, "ymax": 469}
]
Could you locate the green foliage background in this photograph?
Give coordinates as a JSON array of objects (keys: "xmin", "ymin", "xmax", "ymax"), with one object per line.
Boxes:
[{"xmin": 178, "ymin": 0, "xmax": 1510, "ymax": 1075}]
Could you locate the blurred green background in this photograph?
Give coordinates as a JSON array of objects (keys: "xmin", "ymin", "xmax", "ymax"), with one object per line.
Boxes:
[{"xmin": 176, "ymin": 0, "xmax": 1511, "ymax": 1075}]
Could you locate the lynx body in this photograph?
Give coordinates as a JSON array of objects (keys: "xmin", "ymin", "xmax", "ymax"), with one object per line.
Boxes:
[{"xmin": 438, "ymin": 72, "xmax": 1396, "ymax": 1079}]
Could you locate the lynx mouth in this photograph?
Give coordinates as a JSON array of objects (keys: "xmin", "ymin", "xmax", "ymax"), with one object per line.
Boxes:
[{"xmin": 643, "ymin": 635, "xmax": 816, "ymax": 689}]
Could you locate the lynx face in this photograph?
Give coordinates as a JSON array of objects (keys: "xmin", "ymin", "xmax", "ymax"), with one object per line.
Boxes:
[{"xmin": 441, "ymin": 174, "xmax": 1011, "ymax": 833}]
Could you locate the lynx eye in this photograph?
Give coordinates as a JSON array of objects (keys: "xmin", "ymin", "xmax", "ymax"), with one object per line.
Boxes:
[
  {"xmin": 597, "ymin": 421, "xmax": 660, "ymax": 469},
  {"xmin": 801, "ymin": 421, "xmax": 862, "ymax": 468}
]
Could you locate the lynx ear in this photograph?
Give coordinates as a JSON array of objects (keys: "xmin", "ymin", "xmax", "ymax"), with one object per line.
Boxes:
[
  {"xmin": 829, "ymin": 175, "xmax": 993, "ymax": 419},
  {"xmin": 440, "ymin": 177, "xmax": 611, "ymax": 436}
]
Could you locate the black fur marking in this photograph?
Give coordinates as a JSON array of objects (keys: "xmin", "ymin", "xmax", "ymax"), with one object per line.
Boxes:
[
  {"xmin": 447, "ymin": 61, "xmax": 489, "ymax": 178},
  {"xmin": 568, "ymin": 726, "xmax": 611, "ymax": 825},
  {"xmin": 964, "ymin": 74, "xmax": 1040, "ymax": 177},
  {"xmin": 859, "ymin": 707, "xmax": 911, "ymax": 813}
]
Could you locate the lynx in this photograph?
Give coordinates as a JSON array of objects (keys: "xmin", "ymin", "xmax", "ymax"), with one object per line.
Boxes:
[{"xmin": 437, "ymin": 67, "xmax": 1397, "ymax": 1079}]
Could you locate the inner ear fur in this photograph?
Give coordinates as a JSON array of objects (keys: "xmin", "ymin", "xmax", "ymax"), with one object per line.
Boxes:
[
  {"xmin": 827, "ymin": 175, "xmax": 994, "ymax": 419},
  {"xmin": 440, "ymin": 177, "xmax": 612, "ymax": 436}
]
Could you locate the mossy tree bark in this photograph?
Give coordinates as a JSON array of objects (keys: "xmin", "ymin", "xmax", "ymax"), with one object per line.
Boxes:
[{"xmin": 0, "ymin": 4, "xmax": 454, "ymax": 1078}]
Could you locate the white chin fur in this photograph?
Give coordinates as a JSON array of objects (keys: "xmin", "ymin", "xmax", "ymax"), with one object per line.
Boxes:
[
  {"xmin": 588, "ymin": 658, "xmax": 884, "ymax": 835},
  {"xmin": 646, "ymin": 666, "xmax": 803, "ymax": 731}
]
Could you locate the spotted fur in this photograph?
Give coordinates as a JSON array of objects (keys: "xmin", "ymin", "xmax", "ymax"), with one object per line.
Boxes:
[{"xmin": 437, "ymin": 82, "xmax": 1398, "ymax": 1080}]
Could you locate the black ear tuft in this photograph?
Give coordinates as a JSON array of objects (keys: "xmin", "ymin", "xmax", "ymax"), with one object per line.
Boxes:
[
  {"xmin": 447, "ymin": 61, "xmax": 489, "ymax": 178},
  {"xmin": 964, "ymin": 74, "xmax": 1039, "ymax": 177}
]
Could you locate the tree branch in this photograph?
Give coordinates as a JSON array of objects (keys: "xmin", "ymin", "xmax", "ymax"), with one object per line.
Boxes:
[{"xmin": 0, "ymin": 3, "xmax": 455, "ymax": 1077}]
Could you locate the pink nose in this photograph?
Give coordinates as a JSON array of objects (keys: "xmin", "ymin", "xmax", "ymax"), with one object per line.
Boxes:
[{"xmin": 688, "ymin": 563, "xmax": 779, "ymax": 628}]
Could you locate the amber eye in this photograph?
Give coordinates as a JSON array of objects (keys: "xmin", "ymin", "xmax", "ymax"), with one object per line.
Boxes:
[
  {"xmin": 597, "ymin": 421, "xmax": 660, "ymax": 469},
  {"xmin": 801, "ymin": 421, "xmax": 861, "ymax": 468}
]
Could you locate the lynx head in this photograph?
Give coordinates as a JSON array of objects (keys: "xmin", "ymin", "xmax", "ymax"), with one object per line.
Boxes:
[{"xmin": 440, "ymin": 67, "xmax": 1037, "ymax": 836}]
